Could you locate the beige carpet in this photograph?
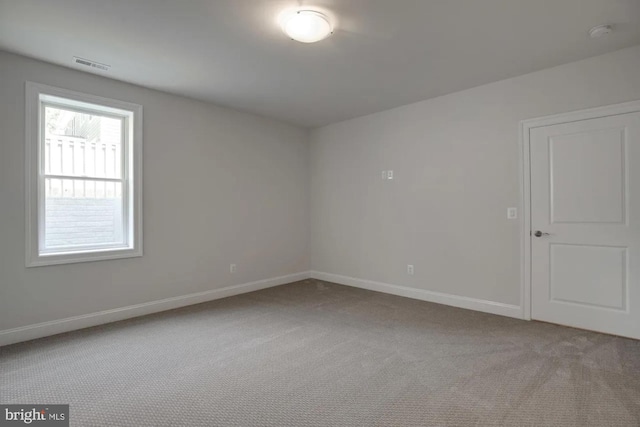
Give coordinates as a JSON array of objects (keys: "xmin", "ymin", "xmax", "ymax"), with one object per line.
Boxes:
[{"xmin": 1, "ymin": 279, "xmax": 640, "ymax": 426}]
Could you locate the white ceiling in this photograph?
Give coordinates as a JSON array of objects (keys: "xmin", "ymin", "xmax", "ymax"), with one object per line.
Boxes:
[{"xmin": 0, "ymin": 0, "xmax": 639, "ymax": 128}]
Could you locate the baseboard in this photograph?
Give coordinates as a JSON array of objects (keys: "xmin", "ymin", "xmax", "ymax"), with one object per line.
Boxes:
[
  {"xmin": 310, "ymin": 271, "xmax": 524, "ymax": 319},
  {"xmin": 1, "ymin": 270, "xmax": 524, "ymax": 346},
  {"xmin": 0, "ymin": 271, "xmax": 311, "ymax": 347}
]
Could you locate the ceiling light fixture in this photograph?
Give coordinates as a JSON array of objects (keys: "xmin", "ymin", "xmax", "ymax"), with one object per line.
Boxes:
[
  {"xmin": 589, "ymin": 25, "xmax": 613, "ymax": 38},
  {"xmin": 282, "ymin": 10, "xmax": 333, "ymax": 43}
]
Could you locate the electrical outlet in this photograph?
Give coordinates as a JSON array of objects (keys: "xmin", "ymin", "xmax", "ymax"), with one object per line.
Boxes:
[
  {"xmin": 507, "ymin": 207, "xmax": 518, "ymax": 219},
  {"xmin": 230, "ymin": 264, "xmax": 236, "ymax": 273},
  {"xmin": 407, "ymin": 264, "xmax": 414, "ymax": 275},
  {"xmin": 382, "ymin": 170, "xmax": 387, "ymax": 180}
]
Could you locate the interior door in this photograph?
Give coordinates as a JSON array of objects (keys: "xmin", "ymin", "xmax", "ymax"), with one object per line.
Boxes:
[{"xmin": 530, "ymin": 111, "xmax": 640, "ymax": 339}]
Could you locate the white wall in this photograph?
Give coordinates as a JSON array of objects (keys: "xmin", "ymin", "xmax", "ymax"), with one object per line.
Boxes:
[
  {"xmin": 310, "ymin": 45, "xmax": 640, "ymax": 309},
  {"xmin": 0, "ymin": 51, "xmax": 310, "ymax": 333}
]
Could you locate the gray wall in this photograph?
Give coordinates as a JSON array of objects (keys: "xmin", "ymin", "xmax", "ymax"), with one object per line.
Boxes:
[
  {"xmin": 309, "ymin": 45, "xmax": 640, "ymax": 307},
  {"xmin": 3, "ymin": 45, "xmax": 640, "ymax": 334},
  {"xmin": 0, "ymin": 51, "xmax": 310, "ymax": 331}
]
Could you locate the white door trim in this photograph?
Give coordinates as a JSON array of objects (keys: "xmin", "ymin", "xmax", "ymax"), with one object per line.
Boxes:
[{"xmin": 520, "ymin": 99, "xmax": 640, "ymax": 321}]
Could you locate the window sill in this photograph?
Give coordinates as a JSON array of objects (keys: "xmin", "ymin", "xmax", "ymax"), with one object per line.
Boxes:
[{"xmin": 26, "ymin": 247, "xmax": 143, "ymax": 267}]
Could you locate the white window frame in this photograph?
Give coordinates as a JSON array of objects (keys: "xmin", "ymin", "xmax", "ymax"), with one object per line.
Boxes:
[{"xmin": 25, "ymin": 82, "xmax": 143, "ymax": 267}]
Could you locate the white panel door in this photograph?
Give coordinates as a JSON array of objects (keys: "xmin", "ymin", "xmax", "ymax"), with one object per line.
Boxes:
[{"xmin": 530, "ymin": 111, "xmax": 640, "ymax": 339}]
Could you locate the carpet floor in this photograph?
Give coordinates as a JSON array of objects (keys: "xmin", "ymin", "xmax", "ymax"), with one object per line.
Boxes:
[{"xmin": 1, "ymin": 279, "xmax": 640, "ymax": 426}]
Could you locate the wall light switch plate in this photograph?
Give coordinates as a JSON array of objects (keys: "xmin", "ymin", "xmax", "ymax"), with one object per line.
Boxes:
[
  {"xmin": 382, "ymin": 170, "xmax": 387, "ymax": 180},
  {"xmin": 507, "ymin": 207, "xmax": 517, "ymax": 219},
  {"xmin": 387, "ymin": 170, "xmax": 393, "ymax": 180}
]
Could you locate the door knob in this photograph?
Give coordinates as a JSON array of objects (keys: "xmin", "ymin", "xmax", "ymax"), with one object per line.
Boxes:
[{"xmin": 534, "ymin": 230, "xmax": 551, "ymax": 237}]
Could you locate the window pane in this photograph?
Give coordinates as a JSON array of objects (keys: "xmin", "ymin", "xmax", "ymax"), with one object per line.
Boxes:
[
  {"xmin": 44, "ymin": 178, "xmax": 124, "ymax": 249},
  {"xmin": 44, "ymin": 105, "xmax": 123, "ymax": 178}
]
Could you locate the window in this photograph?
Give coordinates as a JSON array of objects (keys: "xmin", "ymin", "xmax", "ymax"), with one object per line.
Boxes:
[{"xmin": 26, "ymin": 82, "xmax": 142, "ymax": 266}]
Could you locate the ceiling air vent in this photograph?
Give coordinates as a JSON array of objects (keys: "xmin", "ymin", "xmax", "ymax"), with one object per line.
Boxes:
[{"xmin": 73, "ymin": 56, "xmax": 110, "ymax": 71}]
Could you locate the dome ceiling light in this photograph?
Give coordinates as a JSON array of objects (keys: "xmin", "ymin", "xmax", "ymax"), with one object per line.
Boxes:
[
  {"xmin": 589, "ymin": 25, "xmax": 613, "ymax": 38},
  {"xmin": 281, "ymin": 10, "xmax": 333, "ymax": 43}
]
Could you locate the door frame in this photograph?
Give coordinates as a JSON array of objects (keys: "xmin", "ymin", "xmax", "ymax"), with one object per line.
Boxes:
[{"xmin": 519, "ymin": 100, "xmax": 640, "ymax": 321}]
